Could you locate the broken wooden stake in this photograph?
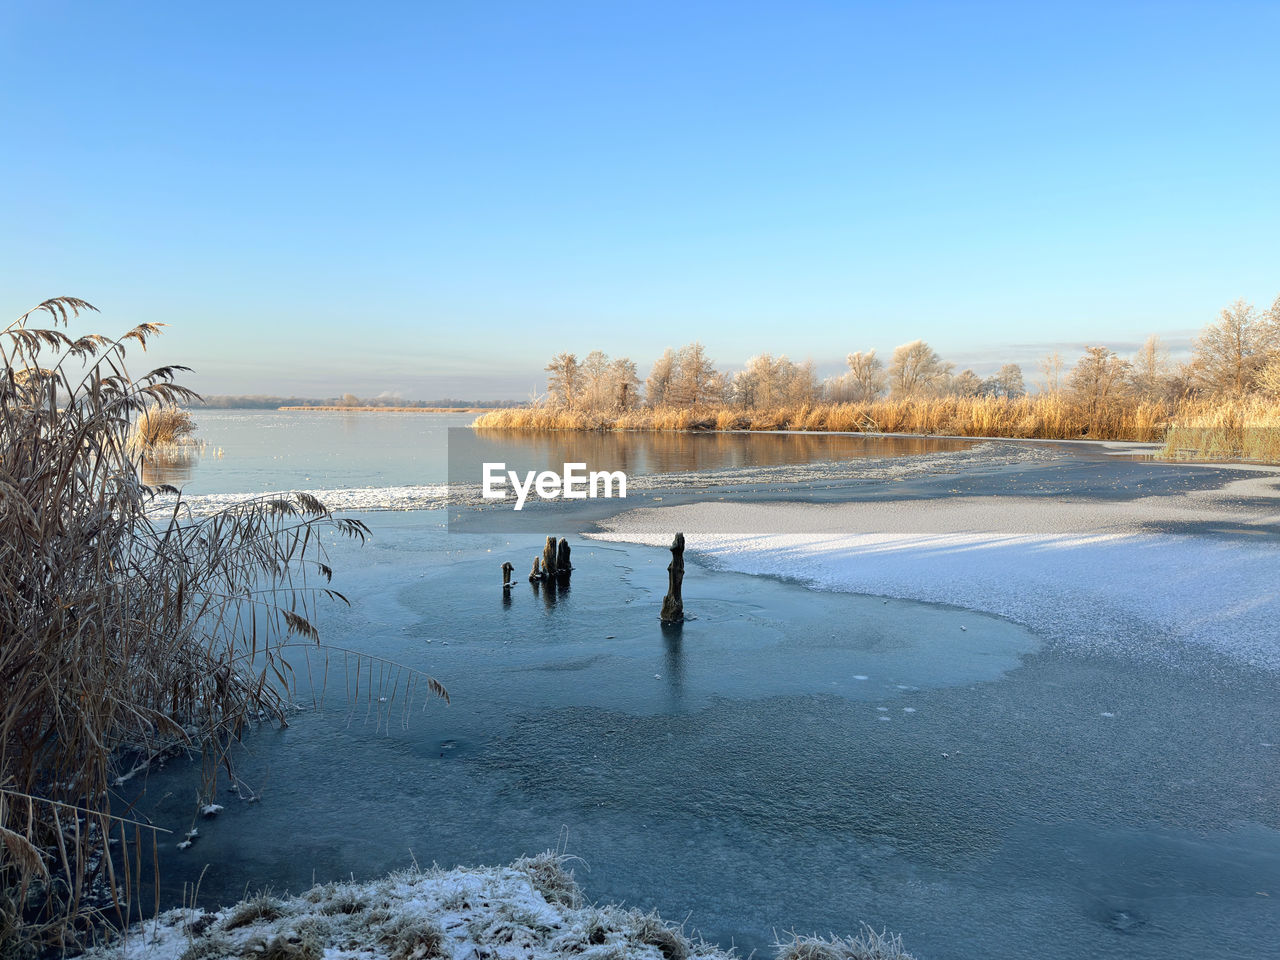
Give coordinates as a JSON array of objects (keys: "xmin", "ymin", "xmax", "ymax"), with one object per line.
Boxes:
[
  {"xmin": 502, "ymin": 561, "xmax": 514, "ymax": 588},
  {"xmin": 660, "ymin": 532, "xmax": 685, "ymax": 623},
  {"xmin": 542, "ymin": 536, "xmax": 559, "ymax": 579}
]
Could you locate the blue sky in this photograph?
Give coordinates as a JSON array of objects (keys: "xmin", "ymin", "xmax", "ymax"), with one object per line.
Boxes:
[{"xmin": 2, "ymin": 1, "xmax": 1277, "ymax": 398}]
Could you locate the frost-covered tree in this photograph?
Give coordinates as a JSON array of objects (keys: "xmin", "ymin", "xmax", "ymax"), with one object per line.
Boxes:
[
  {"xmin": 669, "ymin": 342, "xmax": 720, "ymax": 407},
  {"xmin": 1256, "ymin": 354, "xmax": 1280, "ymax": 399},
  {"xmin": 735, "ymin": 354, "xmax": 818, "ymax": 408},
  {"xmin": 1069, "ymin": 346, "xmax": 1131, "ymax": 407},
  {"xmin": 826, "ymin": 349, "xmax": 886, "ymax": 402},
  {"xmin": 888, "ymin": 340, "xmax": 953, "ymax": 397},
  {"xmin": 951, "ymin": 369, "xmax": 985, "ymax": 397},
  {"xmin": 608, "ymin": 357, "xmax": 642, "ymax": 411},
  {"xmin": 1037, "ymin": 351, "xmax": 1064, "ymax": 395},
  {"xmin": 987, "ymin": 363, "xmax": 1025, "ymax": 399},
  {"xmin": 544, "ymin": 352, "xmax": 581, "ymax": 408},
  {"xmin": 645, "ymin": 348, "xmax": 677, "ymax": 406},
  {"xmin": 1130, "ymin": 335, "xmax": 1171, "ymax": 400},
  {"xmin": 1190, "ymin": 297, "xmax": 1280, "ymax": 395},
  {"xmin": 580, "ymin": 350, "xmax": 612, "ymax": 412}
]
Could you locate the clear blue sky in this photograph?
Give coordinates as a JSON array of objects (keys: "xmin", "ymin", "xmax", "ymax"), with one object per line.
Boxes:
[{"xmin": 3, "ymin": 1, "xmax": 1277, "ymax": 398}]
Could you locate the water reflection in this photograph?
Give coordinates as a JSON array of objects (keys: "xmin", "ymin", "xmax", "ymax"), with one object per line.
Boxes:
[
  {"xmin": 139, "ymin": 446, "xmax": 200, "ymax": 487},
  {"xmin": 463, "ymin": 429, "xmax": 973, "ymax": 478},
  {"xmin": 661, "ymin": 623, "xmax": 686, "ymax": 710}
]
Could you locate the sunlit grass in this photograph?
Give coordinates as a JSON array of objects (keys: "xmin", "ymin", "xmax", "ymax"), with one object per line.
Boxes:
[
  {"xmin": 475, "ymin": 395, "xmax": 1280, "ymax": 462},
  {"xmin": 475, "ymin": 395, "xmax": 1175, "ymax": 443},
  {"xmin": 1159, "ymin": 397, "xmax": 1280, "ymax": 462}
]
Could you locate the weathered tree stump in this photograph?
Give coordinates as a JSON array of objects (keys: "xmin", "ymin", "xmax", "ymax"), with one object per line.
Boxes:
[
  {"xmin": 556, "ymin": 538, "xmax": 572, "ymax": 576},
  {"xmin": 502, "ymin": 561, "xmax": 514, "ymax": 588},
  {"xmin": 542, "ymin": 536, "xmax": 559, "ymax": 579},
  {"xmin": 659, "ymin": 532, "xmax": 685, "ymax": 623},
  {"xmin": 529, "ymin": 556, "xmax": 543, "ymax": 581}
]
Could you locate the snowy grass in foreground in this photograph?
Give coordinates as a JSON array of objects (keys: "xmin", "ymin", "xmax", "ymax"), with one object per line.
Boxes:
[{"xmin": 77, "ymin": 854, "xmax": 913, "ymax": 960}]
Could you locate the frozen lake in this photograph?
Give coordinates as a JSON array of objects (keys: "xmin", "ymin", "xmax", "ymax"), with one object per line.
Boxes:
[{"xmin": 128, "ymin": 413, "xmax": 1280, "ymax": 959}]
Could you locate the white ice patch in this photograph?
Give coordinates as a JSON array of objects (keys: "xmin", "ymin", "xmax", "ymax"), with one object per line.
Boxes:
[
  {"xmin": 147, "ymin": 483, "xmax": 452, "ymax": 518},
  {"xmin": 589, "ymin": 481, "xmax": 1280, "ymax": 671}
]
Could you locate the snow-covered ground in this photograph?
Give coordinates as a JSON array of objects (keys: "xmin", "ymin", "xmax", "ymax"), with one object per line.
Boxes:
[
  {"xmin": 589, "ymin": 469, "xmax": 1280, "ymax": 671},
  {"xmin": 77, "ymin": 854, "xmax": 912, "ymax": 960}
]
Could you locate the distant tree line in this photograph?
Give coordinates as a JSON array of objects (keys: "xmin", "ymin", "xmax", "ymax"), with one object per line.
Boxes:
[
  {"xmin": 537, "ymin": 294, "xmax": 1280, "ymax": 413},
  {"xmin": 198, "ymin": 395, "xmax": 526, "ymax": 409}
]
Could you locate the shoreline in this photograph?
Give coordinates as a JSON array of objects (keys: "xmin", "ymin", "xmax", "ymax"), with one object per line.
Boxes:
[
  {"xmin": 74, "ymin": 853, "xmax": 913, "ymax": 960},
  {"xmin": 275, "ymin": 406, "xmax": 502, "ymax": 413}
]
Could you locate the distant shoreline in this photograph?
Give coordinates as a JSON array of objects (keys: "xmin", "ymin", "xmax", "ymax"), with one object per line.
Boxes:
[{"xmin": 275, "ymin": 405, "xmax": 502, "ymax": 412}]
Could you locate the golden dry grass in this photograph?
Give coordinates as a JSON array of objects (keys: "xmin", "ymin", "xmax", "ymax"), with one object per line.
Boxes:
[
  {"xmin": 474, "ymin": 395, "xmax": 1175, "ymax": 442},
  {"xmin": 474, "ymin": 395, "xmax": 1280, "ymax": 462},
  {"xmin": 129, "ymin": 403, "xmax": 197, "ymax": 451},
  {"xmin": 1159, "ymin": 397, "xmax": 1280, "ymax": 462}
]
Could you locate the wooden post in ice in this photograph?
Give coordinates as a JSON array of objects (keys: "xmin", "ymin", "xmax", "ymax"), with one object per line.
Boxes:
[
  {"xmin": 542, "ymin": 536, "xmax": 559, "ymax": 579},
  {"xmin": 529, "ymin": 557, "xmax": 543, "ymax": 582},
  {"xmin": 502, "ymin": 561, "xmax": 514, "ymax": 588},
  {"xmin": 556, "ymin": 538, "xmax": 572, "ymax": 576},
  {"xmin": 660, "ymin": 532, "xmax": 685, "ymax": 623}
]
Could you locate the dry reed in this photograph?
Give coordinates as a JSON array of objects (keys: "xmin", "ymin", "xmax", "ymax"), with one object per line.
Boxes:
[
  {"xmin": 474, "ymin": 394, "xmax": 1176, "ymax": 442},
  {"xmin": 1159, "ymin": 397, "xmax": 1280, "ymax": 462},
  {"xmin": 128, "ymin": 404, "xmax": 197, "ymax": 452},
  {"xmin": 0, "ymin": 298, "xmax": 448, "ymax": 953},
  {"xmin": 475, "ymin": 395, "xmax": 1280, "ymax": 462}
]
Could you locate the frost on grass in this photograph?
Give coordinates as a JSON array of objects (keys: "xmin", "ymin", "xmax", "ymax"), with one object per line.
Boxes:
[
  {"xmin": 74, "ymin": 854, "xmax": 913, "ymax": 960},
  {"xmin": 775, "ymin": 928, "xmax": 915, "ymax": 960}
]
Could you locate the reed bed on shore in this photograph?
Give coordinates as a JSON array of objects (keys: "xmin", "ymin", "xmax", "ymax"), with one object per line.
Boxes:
[
  {"xmin": 474, "ymin": 395, "xmax": 1173, "ymax": 441},
  {"xmin": 0, "ymin": 299, "xmax": 447, "ymax": 953},
  {"xmin": 474, "ymin": 395, "xmax": 1280, "ymax": 462},
  {"xmin": 1159, "ymin": 397, "xmax": 1280, "ymax": 462}
]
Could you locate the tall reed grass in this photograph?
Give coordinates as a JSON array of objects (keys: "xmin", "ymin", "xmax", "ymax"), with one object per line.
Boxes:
[
  {"xmin": 475, "ymin": 394, "xmax": 1280, "ymax": 462},
  {"xmin": 474, "ymin": 394, "xmax": 1177, "ymax": 442},
  {"xmin": 128, "ymin": 404, "xmax": 197, "ymax": 452},
  {"xmin": 0, "ymin": 299, "xmax": 447, "ymax": 953},
  {"xmin": 1159, "ymin": 397, "xmax": 1280, "ymax": 462}
]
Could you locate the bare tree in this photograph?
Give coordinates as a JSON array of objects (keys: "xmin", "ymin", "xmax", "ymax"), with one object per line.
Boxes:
[
  {"xmin": 1191, "ymin": 297, "xmax": 1280, "ymax": 395},
  {"xmin": 986, "ymin": 363, "xmax": 1026, "ymax": 399},
  {"xmin": 790, "ymin": 359, "xmax": 819, "ymax": 405},
  {"xmin": 826, "ymin": 349, "xmax": 886, "ymax": 402},
  {"xmin": 951, "ymin": 369, "xmax": 985, "ymax": 397},
  {"xmin": 705, "ymin": 368, "xmax": 732, "ymax": 405},
  {"xmin": 1130, "ymin": 335, "xmax": 1171, "ymax": 401},
  {"xmin": 888, "ymin": 340, "xmax": 953, "ymax": 397},
  {"xmin": 736, "ymin": 354, "xmax": 819, "ymax": 408},
  {"xmin": 669, "ymin": 342, "xmax": 719, "ymax": 406},
  {"xmin": 1256, "ymin": 354, "xmax": 1280, "ymax": 399},
  {"xmin": 578, "ymin": 350, "xmax": 611, "ymax": 412},
  {"xmin": 1037, "ymin": 351, "xmax": 1064, "ymax": 395},
  {"xmin": 646, "ymin": 348, "xmax": 677, "ymax": 406},
  {"xmin": 1069, "ymin": 346, "xmax": 1131, "ymax": 408},
  {"xmin": 544, "ymin": 352, "xmax": 581, "ymax": 408},
  {"xmin": 608, "ymin": 357, "xmax": 642, "ymax": 411}
]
